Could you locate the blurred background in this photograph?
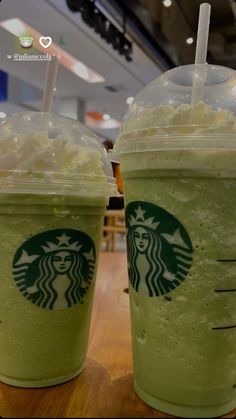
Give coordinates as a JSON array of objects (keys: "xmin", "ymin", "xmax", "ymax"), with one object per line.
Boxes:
[{"xmin": 1, "ymin": 0, "xmax": 235, "ymax": 144}]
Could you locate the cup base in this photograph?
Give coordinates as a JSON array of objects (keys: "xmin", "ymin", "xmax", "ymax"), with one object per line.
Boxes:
[
  {"xmin": 0, "ymin": 365, "xmax": 84, "ymax": 388},
  {"xmin": 135, "ymin": 381, "xmax": 236, "ymax": 418}
]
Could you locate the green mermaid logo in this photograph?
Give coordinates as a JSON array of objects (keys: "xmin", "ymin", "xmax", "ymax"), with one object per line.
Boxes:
[
  {"xmin": 12, "ymin": 229, "xmax": 95, "ymax": 310},
  {"xmin": 126, "ymin": 202, "xmax": 193, "ymax": 297}
]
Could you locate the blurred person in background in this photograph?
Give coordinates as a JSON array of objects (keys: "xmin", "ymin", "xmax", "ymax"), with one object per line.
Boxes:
[{"xmin": 103, "ymin": 139, "xmax": 124, "ymax": 210}]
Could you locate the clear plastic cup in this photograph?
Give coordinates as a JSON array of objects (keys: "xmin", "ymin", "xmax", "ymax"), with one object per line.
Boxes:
[
  {"xmin": 114, "ymin": 64, "xmax": 236, "ymax": 418},
  {"xmin": 0, "ymin": 112, "xmax": 116, "ymax": 388}
]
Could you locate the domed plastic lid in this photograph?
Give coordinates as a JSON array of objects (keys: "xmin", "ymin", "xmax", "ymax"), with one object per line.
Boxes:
[
  {"xmin": 115, "ymin": 64, "xmax": 236, "ymax": 153},
  {"xmin": 0, "ymin": 112, "xmax": 117, "ymax": 197}
]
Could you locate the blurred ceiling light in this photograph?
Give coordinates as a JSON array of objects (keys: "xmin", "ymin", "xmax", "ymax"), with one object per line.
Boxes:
[
  {"xmin": 0, "ymin": 18, "xmax": 105, "ymax": 83},
  {"xmin": 73, "ymin": 62, "xmax": 89, "ymax": 80},
  {"xmin": 0, "ymin": 112, "xmax": 6, "ymax": 119},
  {"xmin": 186, "ymin": 36, "xmax": 194, "ymax": 45},
  {"xmin": 103, "ymin": 113, "xmax": 110, "ymax": 120},
  {"xmin": 126, "ymin": 96, "xmax": 134, "ymax": 105},
  {"xmin": 162, "ymin": 0, "xmax": 172, "ymax": 7}
]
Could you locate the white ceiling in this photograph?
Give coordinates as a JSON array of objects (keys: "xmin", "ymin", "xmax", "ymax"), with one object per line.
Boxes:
[{"xmin": 0, "ymin": 0, "xmax": 162, "ymax": 140}]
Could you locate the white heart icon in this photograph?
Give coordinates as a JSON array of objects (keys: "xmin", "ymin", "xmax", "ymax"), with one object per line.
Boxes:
[{"xmin": 39, "ymin": 36, "xmax": 52, "ymax": 49}]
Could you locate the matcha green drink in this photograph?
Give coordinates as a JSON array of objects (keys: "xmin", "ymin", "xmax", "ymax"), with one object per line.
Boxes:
[
  {"xmin": 115, "ymin": 65, "xmax": 236, "ymax": 417},
  {"xmin": 0, "ymin": 112, "xmax": 116, "ymax": 387}
]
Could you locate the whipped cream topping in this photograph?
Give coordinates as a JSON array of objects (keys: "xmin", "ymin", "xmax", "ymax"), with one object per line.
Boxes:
[
  {"xmin": 121, "ymin": 102, "xmax": 236, "ymax": 136},
  {"xmin": 0, "ymin": 131, "xmax": 107, "ymax": 179},
  {"xmin": 114, "ymin": 102, "xmax": 236, "ymax": 156},
  {"xmin": 0, "ymin": 112, "xmax": 116, "ymax": 196}
]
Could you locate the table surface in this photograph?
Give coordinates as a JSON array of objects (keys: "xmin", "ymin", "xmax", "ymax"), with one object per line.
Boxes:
[{"xmin": 0, "ymin": 253, "xmax": 235, "ymax": 418}]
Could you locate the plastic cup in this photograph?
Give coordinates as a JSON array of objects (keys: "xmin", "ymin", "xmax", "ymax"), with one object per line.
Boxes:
[
  {"xmin": 0, "ymin": 112, "xmax": 116, "ymax": 388},
  {"xmin": 114, "ymin": 64, "xmax": 236, "ymax": 418}
]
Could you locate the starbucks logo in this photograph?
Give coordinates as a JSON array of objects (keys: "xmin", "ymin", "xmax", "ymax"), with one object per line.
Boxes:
[
  {"xmin": 126, "ymin": 201, "xmax": 193, "ymax": 297},
  {"xmin": 12, "ymin": 229, "xmax": 95, "ymax": 310}
]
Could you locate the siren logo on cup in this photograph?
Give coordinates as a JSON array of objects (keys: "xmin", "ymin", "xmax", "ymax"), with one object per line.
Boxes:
[
  {"xmin": 12, "ymin": 229, "xmax": 95, "ymax": 310},
  {"xmin": 125, "ymin": 201, "xmax": 193, "ymax": 297}
]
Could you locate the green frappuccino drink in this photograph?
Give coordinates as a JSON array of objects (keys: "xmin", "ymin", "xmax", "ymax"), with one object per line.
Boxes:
[
  {"xmin": 0, "ymin": 112, "xmax": 116, "ymax": 387},
  {"xmin": 115, "ymin": 65, "xmax": 236, "ymax": 417}
]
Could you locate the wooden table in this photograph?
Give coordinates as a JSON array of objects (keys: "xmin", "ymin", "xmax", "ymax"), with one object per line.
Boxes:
[{"xmin": 0, "ymin": 253, "xmax": 235, "ymax": 418}]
